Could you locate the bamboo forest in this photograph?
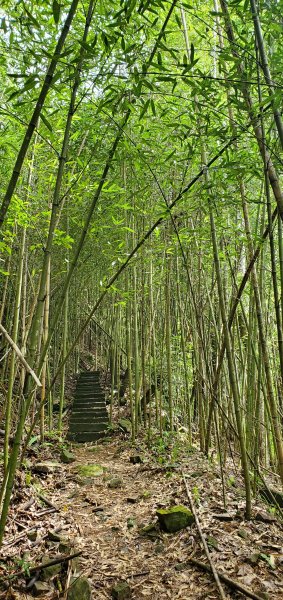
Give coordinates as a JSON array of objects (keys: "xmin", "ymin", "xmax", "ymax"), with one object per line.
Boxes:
[{"xmin": 0, "ymin": 0, "xmax": 283, "ymax": 598}]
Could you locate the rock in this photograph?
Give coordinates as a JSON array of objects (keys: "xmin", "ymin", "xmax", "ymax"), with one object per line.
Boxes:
[
  {"xmin": 47, "ymin": 529, "xmax": 62, "ymax": 542},
  {"xmin": 175, "ymin": 562, "xmax": 189, "ymax": 572},
  {"xmin": 254, "ymin": 510, "xmax": 276, "ymax": 523},
  {"xmin": 129, "ymin": 455, "xmax": 143, "ymax": 464},
  {"xmin": 156, "ymin": 505, "xmax": 194, "ymax": 533},
  {"xmin": 111, "ymin": 581, "xmax": 131, "ymax": 599},
  {"xmin": 40, "ymin": 557, "xmax": 61, "ymax": 580},
  {"xmin": 207, "ymin": 535, "xmax": 219, "ymax": 550},
  {"xmin": 33, "ymin": 461, "xmax": 61, "ymax": 474},
  {"xmin": 237, "ymin": 528, "xmax": 249, "ymax": 540},
  {"xmin": 139, "ymin": 522, "xmax": 160, "ymax": 540},
  {"xmin": 118, "ymin": 419, "xmax": 132, "ymax": 434},
  {"xmin": 77, "ymin": 464, "xmax": 104, "ymax": 477},
  {"xmin": 259, "ymin": 487, "xmax": 283, "ymax": 508},
  {"xmin": 67, "ymin": 576, "xmax": 92, "ymax": 600},
  {"xmin": 59, "ymin": 539, "xmax": 73, "ymax": 554},
  {"xmin": 108, "ymin": 477, "xmax": 123, "ymax": 489},
  {"xmin": 212, "ymin": 513, "xmax": 235, "ymax": 521},
  {"xmin": 27, "ymin": 530, "xmax": 37, "ymax": 542},
  {"xmin": 127, "ymin": 517, "xmax": 136, "ymax": 529},
  {"xmin": 33, "ymin": 581, "xmax": 51, "ymax": 596},
  {"xmin": 61, "ymin": 449, "xmax": 76, "ymax": 464},
  {"xmin": 126, "ymin": 496, "xmax": 139, "ymax": 504},
  {"xmin": 154, "ymin": 542, "xmax": 165, "ymax": 554}
]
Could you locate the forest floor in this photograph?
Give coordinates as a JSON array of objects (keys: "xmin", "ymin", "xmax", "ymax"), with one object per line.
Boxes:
[{"xmin": 0, "ymin": 427, "xmax": 283, "ymax": 600}]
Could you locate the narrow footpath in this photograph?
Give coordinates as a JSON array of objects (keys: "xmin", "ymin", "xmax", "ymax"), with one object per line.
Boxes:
[{"xmin": 1, "ymin": 436, "xmax": 282, "ymax": 599}]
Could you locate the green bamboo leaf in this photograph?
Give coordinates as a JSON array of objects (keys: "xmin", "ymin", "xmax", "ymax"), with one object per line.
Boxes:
[
  {"xmin": 139, "ymin": 99, "xmax": 150, "ymax": 120},
  {"xmin": 40, "ymin": 114, "xmax": 53, "ymax": 132},
  {"xmin": 52, "ymin": 0, "xmax": 60, "ymax": 25}
]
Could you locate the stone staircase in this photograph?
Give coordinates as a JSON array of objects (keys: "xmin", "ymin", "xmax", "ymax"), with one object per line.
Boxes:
[{"xmin": 67, "ymin": 371, "xmax": 109, "ymax": 442}]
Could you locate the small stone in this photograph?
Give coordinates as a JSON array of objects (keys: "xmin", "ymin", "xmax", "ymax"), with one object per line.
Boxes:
[
  {"xmin": 237, "ymin": 528, "xmax": 249, "ymax": 540},
  {"xmin": 156, "ymin": 505, "xmax": 195, "ymax": 533},
  {"xmin": 207, "ymin": 535, "xmax": 219, "ymax": 550},
  {"xmin": 33, "ymin": 461, "xmax": 61, "ymax": 474},
  {"xmin": 175, "ymin": 562, "xmax": 189, "ymax": 572},
  {"xmin": 33, "ymin": 581, "xmax": 51, "ymax": 596},
  {"xmin": 154, "ymin": 542, "xmax": 165, "ymax": 554},
  {"xmin": 126, "ymin": 496, "xmax": 139, "ymax": 504},
  {"xmin": 67, "ymin": 576, "xmax": 92, "ymax": 600},
  {"xmin": 212, "ymin": 513, "xmax": 234, "ymax": 521},
  {"xmin": 27, "ymin": 530, "xmax": 37, "ymax": 542},
  {"xmin": 111, "ymin": 581, "xmax": 131, "ymax": 600},
  {"xmin": 127, "ymin": 517, "xmax": 136, "ymax": 529},
  {"xmin": 139, "ymin": 522, "xmax": 160, "ymax": 539},
  {"xmin": 108, "ymin": 477, "xmax": 123, "ymax": 489},
  {"xmin": 41, "ymin": 557, "xmax": 61, "ymax": 580},
  {"xmin": 118, "ymin": 419, "xmax": 132, "ymax": 434},
  {"xmin": 47, "ymin": 529, "xmax": 62, "ymax": 542},
  {"xmin": 129, "ymin": 455, "xmax": 143, "ymax": 464},
  {"xmin": 59, "ymin": 539, "xmax": 73, "ymax": 554},
  {"xmin": 61, "ymin": 449, "xmax": 76, "ymax": 464}
]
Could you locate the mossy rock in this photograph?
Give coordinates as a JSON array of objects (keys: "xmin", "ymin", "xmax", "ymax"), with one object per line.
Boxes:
[
  {"xmin": 33, "ymin": 581, "xmax": 51, "ymax": 596},
  {"xmin": 40, "ymin": 557, "xmax": 61, "ymax": 580},
  {"xmin": 76, "ymin": 464, "xmax": 104, "ymax": 478},
  {"xmin": 33, "ymin": 461, "xmax": 61, "ymax": 474},
  {"xmin": 156, "ymin": 505, "xmax": 194, "ymax": 533},
  {"xmin": 118, "ymin": 419, "xmax": 132, "ymax": 434},
  {"xmin": 139, "ymin": 522, "xmax": 161, "ymax": 539},
  {"xmin": 111, "ymin": 582, "xmax": 131, "ymax": 599},
  {"xmin": 67, "ymin": 576, "xmax": 92, "ymax": 600},
  {"xmin": 108, "ymin": 477, "xmax": 123, "ymax": 489},
  {"xmin": 60, "ymin": 449, "xmax": 76, "ymax": 464}
]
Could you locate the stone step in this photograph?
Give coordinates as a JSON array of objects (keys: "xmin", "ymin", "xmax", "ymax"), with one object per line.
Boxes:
[
  {"xmin": 70, "ymin": 414, "xmax": 108, "ymax": 423},
  {"xmin": 69, "ymin": 422, "xmax": 108, "ymax": 433},
  {"xmin": 75, "ymin": 391, "xmax": 104, "ymax": 397},
  {"xmin": 78, "ymin": 374, "xmax": 100, "ymax": 380},
  {"xmin": 75, "ymin": 390, "xmax": 104, "ymax": 394},
  {"xmin": 72, "ymin": 401, "xmax": 106, "ymax": 408},
  {"xmin": 73, "ymin": 396, "xmax": 105, "ymax": 402},
  {"xmin": 68, "ymin": 371, "xmax": 110, "ymax": 443},
  {"xmin": 67, "ymin": 431, "xmax": 105, "ymax": 442},
  {"xmin": 74, "ymin": 397, "xmax": 105, "ymax": 404},
  {"xmin": 71, "ymin": 407, "xmax": 108, "ymax": 415}
]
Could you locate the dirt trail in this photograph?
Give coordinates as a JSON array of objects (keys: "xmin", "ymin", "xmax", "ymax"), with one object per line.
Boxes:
[
  {"xmin": 1, "ymin": 437, "xmax": 283, "ymax": 599},
  {"xmin": 50, "ymin": 439, "xmax": 283, "ymax": 599}
]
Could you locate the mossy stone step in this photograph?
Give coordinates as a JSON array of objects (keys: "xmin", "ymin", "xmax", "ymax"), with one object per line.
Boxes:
[
  {"xmin": 69, "ymin": 371, "xmax": 109, "ymax": 443},
  {"xmin": 75, "ymin": 393, "xmax": 105, "ymax": 399},
  {"xmin": 75, "ymin": 387, "xmax": 104, "ymax": 396},
  {"xmin": 72, "ymin": 404, "xmax": 106, "ymax": 412},
  {"xmin": 75, "ymin": 393, "xmax": 104, "ymax": 398},
  {"xmin": 73, "ymin": 398, "xmax": 105, "ymax": 403},
  {"xmin": 69, "ymin": 422, "xmax": 108, "ymax": 433},
  {"xmin": 71, "ymin": 408, "xmax": 108, "ymax": 416},
  {"xmin": 71, "ymin": 410, "xmax": 108, "ymax": 418},
  {"xmin": 67, "ymin": 431, "xmax": 105, "ymax": 442},
  {"xmin": 70, "ymin": 414, "xmax": 108, "ymax": 425}
]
